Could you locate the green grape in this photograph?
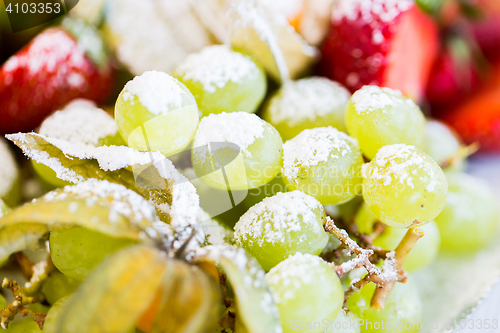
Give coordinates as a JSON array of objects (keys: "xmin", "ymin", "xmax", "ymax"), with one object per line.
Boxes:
[
  {"xmin": 0, "ymin": 198, "xmax": 10, "ymax": 217},
  {"xmin": 49, "ymin": 227, "xmax": 137, "ymax": 280},
  {"xmin": 192, "ymin": 112, "xmax": 283, "ymax": 190},
  {"xmin": 4, "ymin": 319, "xmax": 42, "ymax": 332},
  {"xmin": 0, "ymin": 137, "xmax": 21, "ymax": 207},
  {"xmin": 347, "ymin": 278, "xmax": 422, "ymax": 333},
  {"xmin": 265, "ymin": 253, "xmax": 344, "ymax": 333},
  {"xmin": 234, "ymin": 191, "xmax": 328, "ymax": 271},
  {"xmin": 345, "ymin": 86, "xmax": 425, "ymax": 160},
  {"xmin": 115, "ymin": 70, "xmax": 199, "ymax": 157},
  {"xmin": 262, "ymin": 77, "xmax": 351, "ymax": 141},
  {"xmin": 0, "ymin": 293, "xmax": 7, "ymax": 309},
  {"xmin": 423, "ymin": 120, "xmax": 463, "ymax": 169},
  {"xmin": 325, "ymin": 195, "xmax": 364, "ymax": 222},
  {"xmin": 362, "ymin": 144, "xmax": 448, "ymax": 228},
  {"xmin": 282, "ymin": 127, "xmax": 364, "ymax": 205},
  {"xmin": 356, "ymin": 204, "xmax": 441, "ymax": 271},
  {"xmin": 242, "ymin": 173, "xmax": 289, "ymax": 210},
  {"xmin": 435, "ymin": 172, "xmax": 499, "ymax": 252},
  {"xmin": 33, "ymin": 99, "xmax": 125, "ymax": 188},
  {"xmin": 42, "ymin": 272, "xmax": 80, "ymax": 305},
  {"xmin": 325, "ymin": 309, "xmax": 361, "ymax": 333},
  {"xmin": 174, "ymin": 45, "xmax": 267, "ymax": 117}
]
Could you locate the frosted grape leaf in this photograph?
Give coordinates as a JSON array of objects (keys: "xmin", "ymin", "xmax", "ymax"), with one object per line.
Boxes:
[
  {"xmin": 195, "ymin": 245, "xmax": 282, "ymax": 333},
  {"xmin": 0, "ymin": 180, "xmax": 162, "ymax": 263},
  {"xmin": 6, "ymin": 133, "xmax": 201, "ymax": 248},
  {"xmin": 50, "ymin": 246, "xmax": 168, "ymax": 333},
  {"xmin": 229, "ymin": 0, "xmax": 318, "ymax": 82}
]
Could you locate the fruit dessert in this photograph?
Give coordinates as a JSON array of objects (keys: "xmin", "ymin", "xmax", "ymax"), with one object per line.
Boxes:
[{"xmin": 0, "ymin": 0, "xmax": 499, "ymax": 333}]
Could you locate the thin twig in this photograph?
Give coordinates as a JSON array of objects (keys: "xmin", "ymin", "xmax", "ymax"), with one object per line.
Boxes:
[
  {"xmin": 440, "ymin": 143, "xmax": 479, "ymax": 169},
  {"xmin": 13, "ymin": 253, "xmax": 34, "ymax": 280},
  {"xmin": 370, "ymin": 228, "xmax": 424, "ymax": 310},
  {"xmin": 325, "ymin": 217, "xmax": 381, "ymax": 278}
]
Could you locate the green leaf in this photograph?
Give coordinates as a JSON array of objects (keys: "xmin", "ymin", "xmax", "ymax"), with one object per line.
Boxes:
[
  {"xmin": 195, "ymin": 246, "xmax": 282, "ymax": 333},
  {"xmin": 0, "ymin": 180, "xmax": 162, "ymax": 263},
  {"xmin": 51, "ymin": 246, "xmax": 169, "ymax": 333},
  {"xmin": 6, "ymin": 133, "xmax": 201, "ymax": 248}
]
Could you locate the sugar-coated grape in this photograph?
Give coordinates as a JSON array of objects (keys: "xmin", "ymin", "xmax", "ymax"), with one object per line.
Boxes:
[
  {"xmin": 49, "ymin": 227, "xmax": 137, "ymax": 280},
  {"xmin": 265, "ymin": 253, "xmax": 344, "ymax": 333},
  {"xmin": 174, "ymin": 45, "xmax": 267, "ymax": 117},
  {"xmin": 347, "ymin": 279, "xmax": 423, "ymax": 333},
  {"xmin": 42, "ymin": 272, "xmax": 80, "ymax": 305},
  {"xmin": 262, "ymin": 77, "xmax": 351, "ymax": 141},
  {"xmin": 423, "ymin": 120, "xmax": 463, "ymax": 169},
  {"xmin": 4, "ymin": 318, "xmax": 42, "ymax": 332},
  {"xmin": 362, "ymin": 144, "xmax": 448, "ymax": 228},
  {"xmin": 356, "ymin": 204, "xmax": 441, "ymax": 271},
  {"xmin": 115, "ymin": 70, "xmax": 199, "ymax": 157},
  {"xmin": 345, "ymin": 86, "xmax": 425, "ymax": 160},
  {"xmin": 235, "ymin": 191, "xmax": 328, "ymax": 271},
  {"xmin": 0, "ymin": 137, "xmax": 20, "ymax": 207},
  {"xmin": 282, "ymin": 127, "xmax": 363, "ymax": 205},
  {"xmin": 435, "ymin": 172, "xmax": 499, "ymax": 252},
  {"xmin": 192, "ymin": 112, "xmax": 283, "ymax": 190},
  {"xmin": 325, "ymin": 309, "xmax": 361, "ymax": 333}
]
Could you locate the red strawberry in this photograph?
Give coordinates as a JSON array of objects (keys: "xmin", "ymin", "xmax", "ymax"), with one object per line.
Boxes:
[
  {"xmin": 426, "ymin": 37, "xmax": 481, "ymax": 108},
  {"xmin": 319, "ymin": 0, "xmax": 439, "ymax": 100},
  {"xmin": 441, "ymin": 63, "xmax": 500, "ymax": 151},
  {"xmin": 0, "ymin": 19, "xmax": 114, "ymax": 135}
]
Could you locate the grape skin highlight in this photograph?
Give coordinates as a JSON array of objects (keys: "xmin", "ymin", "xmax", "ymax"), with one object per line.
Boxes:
[
  {"xmin": 234, "ymin": 191, "xmax": 328, "ymax": 271},
  {"xmin": 362, "ymin": 144, "xmax": 448, "ymax": 228},
  {"xmin": 262, "ymin": 77, "xmax": 351, "ymax": 141},
  {"xmin": 435, "ymin": 172, "xmax": 499, "ymax": 252},
  {"xmin": 345, "ymin": 86, "xmax": 425, "ymax": 160},
  {"xmin": 192, "ymin": 112, "xmax": 283, "ymax": 190},
  {"xmin": 115, "ymin": 70, "xmax": 199, "ymax": 157},
  {"xmin": 282, "ymin": 127, "xmax": 364, "ymax": 205},
  {"xmin": 174, "ymin": 45, "xmax": 267, "ymax": 117},
  {"xmin": 266, "ymin": 253, "xmax": 344, "ymax": 333}
]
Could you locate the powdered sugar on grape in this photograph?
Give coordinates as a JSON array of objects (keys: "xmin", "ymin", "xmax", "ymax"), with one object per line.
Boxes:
[
  {"xmin": 123, "ymin": 71, "xmax": 193, "ymax": 116},
  {"xmin": 175, "ymin": 45, "xmax": 258, "ymax": 94},
  {"xmin": 351, "ymin": 85, "xmax": 416, "ymax": 115},
  {"xmin": 268, "ymin": 77, "xmax": 350, "ymax": 126},
  {"xmin": 282, "ymin": 127, "xmax": 359, "ymax": 180}
]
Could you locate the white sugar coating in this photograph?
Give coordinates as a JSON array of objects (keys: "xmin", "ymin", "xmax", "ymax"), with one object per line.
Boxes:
[
  {"xmin": 332, "ymin": 0, "xmax": 413, "ymax": 24},
  {"xmin": 194, "ymin": 112, "xmax": 265, "ymax": 157},
  {"xmin": 0, "ymin": 138, "xmax": 19, "ymax": 197},
  {"xmin": 234, "ymin": 191, "xmax": 323, "ymax": 246},
  {"xmin": 267, "ymin": 77, "xmax": 351, "ymax": 126},
  {"xmin": 368, "ymin": 144, "xmax": 443, "ymax": 192},
  {"xmin": 198, "ymin": 209, "xmax": 234, "ymax": 246},
  {"xmin": 39, "ymin": 99, "xmax": 118, "ymax": 146},
  {"xmin": 43, "ymin": 180, "xmax": 159, "ymax": 226},
  {"xmin": 282, "ymin": 127, "xmax": 359, "ymax": 179},
  {"xmin": 175, "ymin": 45, "xmax": 259, "ymax": 94},
  {"xmin": 265, "ymin": 253, "xmax": 329, "ymax": 302},
  {"xmin": 351, "ymin": 85, "xmax": 417, "ymax": 115},
  {"xmin": 122, "ymin": 71, "xmax": 194, "ymax": 116}
]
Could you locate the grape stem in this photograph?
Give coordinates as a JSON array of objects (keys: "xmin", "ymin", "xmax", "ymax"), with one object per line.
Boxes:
[
  {"xmin": 341, "ymin": 218, "xmax": 389, "ymax": 262},
  {"xmin": 370, "ymin": 228, "xmax": 424, "ymax": 310},
  {"xmin": 0, "ymin": 256, "xmax": 55, "ymax": 329},
  {"xmin": 440, "ymin": 143, "xmax": 479, "ymax": 169},
  {"xmin": 13, "ymin": 252, "xmax": 35, "ymax": 281},
  {"xmin": 324, "ymin": 217, "xmax": 381, "ymax": 278}
]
